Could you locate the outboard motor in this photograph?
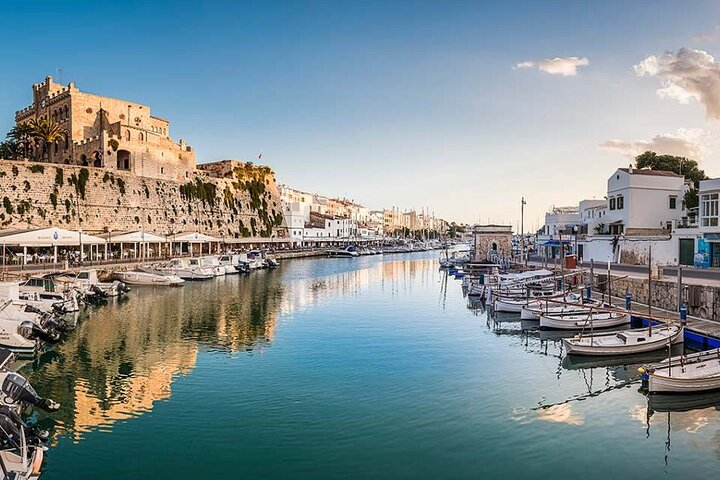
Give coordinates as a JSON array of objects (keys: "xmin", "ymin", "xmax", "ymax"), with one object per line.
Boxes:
[
  {"xmin": 39, "ymin": 313, "xmax": 69, "ymax": 334},
  {"xmin": 1, "ymin": 373, "xmax": 60, "ymax": 413},
  {"xmin": 18, "ymin": 320, "xmax": 60, "ymax": 343},
  {"xmin": 0, "ymin": 406, "xmax": 48, "ymax": 447},
  {"xmin": 51, "ymin": 301, "xmax": 68, "ymax": 315},
  {"xmin": 115, "ymin": 281, "xmax": 131, "ymax": 294},
  {"xmin": 90, "ymin": 285, "xmax": 108, "ymax": 298}
]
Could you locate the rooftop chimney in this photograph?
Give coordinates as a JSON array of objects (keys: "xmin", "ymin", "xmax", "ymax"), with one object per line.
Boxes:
[{"xmin": 628, "ymin": 164, "xmax": 633, "ymax": 174}]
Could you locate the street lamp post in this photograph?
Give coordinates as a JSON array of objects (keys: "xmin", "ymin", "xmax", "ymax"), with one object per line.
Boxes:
[{"xmin": 573, "ymin": 225, "xmax": 579, "ymax": 261}]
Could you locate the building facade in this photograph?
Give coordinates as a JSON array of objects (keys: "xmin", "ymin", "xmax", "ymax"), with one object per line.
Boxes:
[{"xmin": 15, "ymin": 76, "xmax": 195, "ymax": 181}]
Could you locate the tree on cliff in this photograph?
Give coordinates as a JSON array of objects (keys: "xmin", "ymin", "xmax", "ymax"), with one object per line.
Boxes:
[{"xmin": 634, "ymin": 151, "xmax": 709, "ymax": 210}]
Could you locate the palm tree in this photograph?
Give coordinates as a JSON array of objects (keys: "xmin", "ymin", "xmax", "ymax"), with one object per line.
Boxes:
[
  {"xmin": 7, "ymin": 122, "xmax": 34, "ymax": 160},
  {"xmin": 28, "ymin": 117, "xmax": 67, "ymax": 163},
  {"xmin": 0, "ymin": 140, "xmax": 18, "ymax": 160}
]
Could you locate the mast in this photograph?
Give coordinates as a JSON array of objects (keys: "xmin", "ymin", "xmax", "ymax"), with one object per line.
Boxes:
[{"xmin": 520, "ymin": 197, "xmax": 526, "ymax": 270}]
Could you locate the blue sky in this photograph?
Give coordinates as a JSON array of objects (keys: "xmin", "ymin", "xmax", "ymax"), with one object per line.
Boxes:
[{"xmin": 2, "ymin": 0, "xmax": 720, "ymax": 228}]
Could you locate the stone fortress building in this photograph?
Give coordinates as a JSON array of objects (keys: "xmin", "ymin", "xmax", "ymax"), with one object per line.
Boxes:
[
  {"xmin": 2, "ymin": 78, "xmax": 285, "ymax": 239},
  {"xmin": 15, "ymin": 76, "xmax": 195, "ymax": 181}
]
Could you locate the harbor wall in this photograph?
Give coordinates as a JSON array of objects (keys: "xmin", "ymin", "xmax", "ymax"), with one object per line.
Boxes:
[
  {"xmin": 0, "ymin": 159, "xmax": 286, "ymax": 238},
  {"xmin": 588, "ymin": 272, "xmax": 720, "ymax": 321}
]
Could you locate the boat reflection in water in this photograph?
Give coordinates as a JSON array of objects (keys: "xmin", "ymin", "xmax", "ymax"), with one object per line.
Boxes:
[{"xmin": 20, "ymin": 256, "xmax": 435, "ymax": 443}]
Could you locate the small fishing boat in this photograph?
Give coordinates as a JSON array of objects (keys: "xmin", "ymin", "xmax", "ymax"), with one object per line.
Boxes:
[
  {"xmin": 493, "ymin": 290, "xmax": 560, "ymax": 314},
  {"xmin": 114, "ymin": 269, "xmax": 185, "ymax": 286},
  {"xmin": 563, "ymin": 325, "xmax": 683, "ymax": 356},
  {"xmin": 643, "ymin": 348, "xmax": 720, "ymax": 394},
  {"xmin": 540, "ymin": 311, "xmax": 629, "ymax": 330}
]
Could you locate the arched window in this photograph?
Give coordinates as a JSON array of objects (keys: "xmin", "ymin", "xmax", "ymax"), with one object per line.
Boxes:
[
  {"xmin": 63, "ymin": 105, "xmax": 68, "ymax": 121},
  {"xmin": 138, "ymin": 132, "xmax": 144, "ymax": 141},
  {"xmin": 125, "ymin": 130, "xmax": 131, "ymax": 141}
]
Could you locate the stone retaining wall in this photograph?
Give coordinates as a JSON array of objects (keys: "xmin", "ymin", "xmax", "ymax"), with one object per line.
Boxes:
[
  {"xmin": 585, "ymin": 272, "xmax": 720, "ymax": 321},
  {"xmin": 0, "ymin": 159, "xmax": 286, "ymax": 238}
]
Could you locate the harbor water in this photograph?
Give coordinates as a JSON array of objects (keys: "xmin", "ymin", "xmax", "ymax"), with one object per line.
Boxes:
[{"xmin": 22, "ymin": 252, "xmax": 720, "ymax": 478}]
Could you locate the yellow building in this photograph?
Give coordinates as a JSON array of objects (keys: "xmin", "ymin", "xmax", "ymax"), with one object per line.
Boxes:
[{"xmin": 15, "ymin": 76, "xmax": 196, "ymax": 181}]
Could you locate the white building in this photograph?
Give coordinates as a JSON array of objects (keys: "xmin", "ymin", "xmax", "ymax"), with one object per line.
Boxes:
[
  {"xmin": 698, "ymin": 177, "xmax": 720, "ymax": 267},
  {"xmin": 541, "ymin": 206, "xmax": 580, "ymax": 237},
  {"xmin": 602, "ymin": 167, "xmax": 688, "ymax": 236},
  {"xmin": 578, "ymin": 199, "xmax": 607, "ymax": 234}
]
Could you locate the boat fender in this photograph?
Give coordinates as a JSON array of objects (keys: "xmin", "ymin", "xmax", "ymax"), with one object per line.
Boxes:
[{"xmin": 32, "ymin": 447, "xmax": 43, "ymax": 474}]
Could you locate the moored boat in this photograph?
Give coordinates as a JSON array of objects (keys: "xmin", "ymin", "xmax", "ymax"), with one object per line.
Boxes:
[
  {"xmin": 540, "ymin": 311, "xmax": 629, "ymax": 330},
  {"xmin": 114, "ymin": 269, "xmax": 185, "ymax": 286},
  {"xmin": 563, "ymin": 325, "xmax": 683, "ymax": 356},
  {"xmin": 643, "ymin": 348, "xmax": 720, "ymax": 394}
]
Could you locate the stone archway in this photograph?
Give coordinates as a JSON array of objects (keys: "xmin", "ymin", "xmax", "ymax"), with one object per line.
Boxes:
[{"xmin": 117, "ymin": 150, "xmax": 130, "ymax": 170}]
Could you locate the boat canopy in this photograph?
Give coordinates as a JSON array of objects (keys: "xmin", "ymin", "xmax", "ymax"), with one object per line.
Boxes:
[{"xmin": 0, "ymin": 227, "xmax": 106, "ymax": 246}]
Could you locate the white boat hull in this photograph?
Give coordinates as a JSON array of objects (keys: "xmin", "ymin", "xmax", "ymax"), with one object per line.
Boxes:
[
  {"xmin": 648, "ymin": 349, "xmax": 720, "ymax": 393},
  {"xmin": 493, "ymin": 298, "xmax": 525, "ymax": 313},
  {"xmin": 563, "ymin": 326, "xmax": 683, "ymax": 356},
  {"xmin": 540, "ymin": 312, "xmax": 629, "ymax": 330}
]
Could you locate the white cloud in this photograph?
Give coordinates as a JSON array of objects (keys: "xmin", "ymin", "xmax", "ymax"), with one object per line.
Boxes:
[
  {"xmin": 512, "ymin": 56, "xmax": 589, "ymax": 76},
  {"xmin": 600, "ymin": 128, "xmax": 707, "ymax": 159},
  {"xmin": 513, "ymin": 61, "xmax": 534, "ymax": 69},
  {"xmin": 537, "ymin": 57, "xmax": 589, "ymax": 76},
  {"xmin": 634, "ymin": 48, "xmax": 720, "ymax": 119}
]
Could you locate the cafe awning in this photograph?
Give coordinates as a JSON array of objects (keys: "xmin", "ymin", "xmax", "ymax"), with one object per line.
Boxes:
[
  {"xmin": 97, "ymin": 230, "xmax": 167, "ymax": 243},
  {"xmin": 0, "ymin": 227, "xmax": 106, "ymax": 247}
]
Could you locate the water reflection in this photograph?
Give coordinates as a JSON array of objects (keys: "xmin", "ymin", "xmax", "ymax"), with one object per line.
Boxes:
[{"xmin": 20, "ymin": 255, "xmax": 438, "ymax": 442}]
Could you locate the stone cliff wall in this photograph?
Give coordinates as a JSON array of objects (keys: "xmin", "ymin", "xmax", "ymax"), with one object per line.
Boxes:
[{"xmin": 0, "ymin": 159, "xmax": 286, "ymax": 238}]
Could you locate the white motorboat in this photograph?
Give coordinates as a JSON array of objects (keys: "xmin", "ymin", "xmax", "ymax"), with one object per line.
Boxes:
[
  {"xmin": 218, "ymin": 255, "xmax": 241, "ymax": 274},
  {"xmin": 644, "ymin": 348, "xmax": 720, "ymax": 394},
  {"xmin": 327, "ymin": 246, "xmax": 359, "ymax": 258},
  {"xmin": 165, "ymin": 258, "xmax": 215, "ymax": 280},
  {"xmin": 114, "ymin": 269, "xmax": 185, "ymax": 286},
  {"xmin": 246, "ymin": 250, "xmax": 268, "ymax": 269},
  {"xmin": 55, "ymin": 270, "xmax": 129, "ymax": 297},
  {"xmin": 540, "ymin": 311, "xmax": 629, "ymax": 330},
  {"xmin": 17, "ymin": 276, "xmax": 80, "ymax": 313},
  {"xmin": 200, "ymin": 256, "xmax": 228, "ymax": 276},
  {"xmin": 563, "ymin": 325, "xmax": 684, "ymax": 356}
]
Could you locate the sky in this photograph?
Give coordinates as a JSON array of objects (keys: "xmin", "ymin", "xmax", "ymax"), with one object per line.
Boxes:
[{"xmin": 1, "ymin": 0, "xmax": 720, "ymax": 230}]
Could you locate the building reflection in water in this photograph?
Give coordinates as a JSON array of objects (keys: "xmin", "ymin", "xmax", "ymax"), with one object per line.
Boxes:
[{"xmin": 20, "ymin": 256, "xmax": 434, "ymax": 442}]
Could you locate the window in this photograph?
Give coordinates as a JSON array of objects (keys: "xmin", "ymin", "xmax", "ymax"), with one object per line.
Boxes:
[
  {"xmin": 701, "ymin": 193, "xmax": 719, "ymax": 227},
  {"xmin": 669, "ymin": 196, "xmax": 677, "ymax": 210},
  {"xmin": 616, "ymin": 195, "xmax": 624, "ymax": 210},
  {"xmin": 609, "ymin": 197, "xmax": 616, "ymax": 210},
  {"xmin": 138, "ymin": 132, "xmax": 144, "ymax": 141}
]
